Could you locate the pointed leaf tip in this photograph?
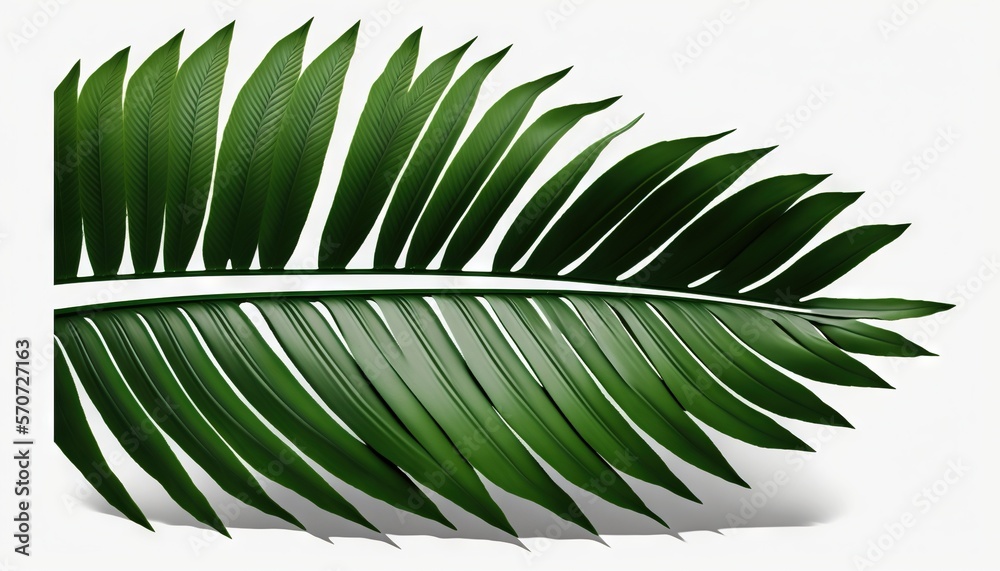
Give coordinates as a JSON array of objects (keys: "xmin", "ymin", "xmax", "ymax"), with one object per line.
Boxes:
[
  {"xmin": 555, "ymin": 65, "xmax": 573, "ymax": 77},
  {"xmin": 448, "ymin": 37, "xmax": 476, "ymax": 57},
  {"xmin": 696, "ymin": 128, "xmax": 736, "ymax": 145},
  {"xmin": 533, "ymin": 66, "xmax": 572, "ymax": 86},
  {"xmin": 485, "ymin": 44, "xmax": 513, "ymax": 62},
  {"xmin": 67, "ymin": 59, "xmax": 81, "ymax": 77}
]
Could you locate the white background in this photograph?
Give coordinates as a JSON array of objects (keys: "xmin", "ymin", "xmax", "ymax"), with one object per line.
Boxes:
[{"xmin": 1, "ymin": 0, "xmax": 998, "ymax": 569}]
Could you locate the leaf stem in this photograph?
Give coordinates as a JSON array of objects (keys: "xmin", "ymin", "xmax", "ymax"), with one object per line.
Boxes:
[{"xmin": 54, "ymin": 269, "xmax": 827, "ymax": 317}]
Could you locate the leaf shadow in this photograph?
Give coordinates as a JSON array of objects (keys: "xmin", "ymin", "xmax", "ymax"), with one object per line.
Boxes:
[{"xmin": 85, "ymin": 449, "xmax": 843, "ymax": 546}]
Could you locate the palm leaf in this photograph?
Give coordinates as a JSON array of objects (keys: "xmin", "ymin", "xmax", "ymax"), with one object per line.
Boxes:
[{"xmin": 53, "ymin": 21, "xmax": 951, "ymax": 539}]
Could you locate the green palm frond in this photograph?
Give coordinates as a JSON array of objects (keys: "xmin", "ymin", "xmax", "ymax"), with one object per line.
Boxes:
[{"xmin": 52, "ymin": 20, "xmax": 950, "ymax": 539}]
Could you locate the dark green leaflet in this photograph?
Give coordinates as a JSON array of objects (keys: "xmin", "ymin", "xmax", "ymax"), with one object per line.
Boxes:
[
  {"xmin": 638, "ymin": 174, "xmax": 829, "ymax": 288},
  {"xmin": 374, "ymin": 46, "xmax": 510, "ymax": 269},
  {"xmin": 808, "ymin": 314, "xmax": 934, "ymax": 357},
  {"xmin": 54, "ymin": 61, "xmax": 81, "ymax": 281},
  {"xmin": 570, "ymin": 147, "xmax": 774, "ymax": 281},
  {"xmin": 315, "ymin": 297, "xmax": 517, "ymax": 535},
  {"xmin": 331, "ymin": 296, "xmax": 597, "ymax": 534},
  {"xmin": 163, "ymin": 23, "xmax": 233, "ymax": 271},
  {"xmin": 519, "ymin": 132, "xmax": 732, "ymax": 275},
  {"xmin": 493, "ymin": 115, "xmax": 640, "ymax": 273},
  {"xmin": 405, "ymin": 68, "xmax": 571, "ymax": 269},
  {"xmin": 258, "ymin": 24, "xmax": 359, "ymax": 269},
  {"xmin": 319, "ymin": 32, "xmax": 472, "ymax": 269},
  {"xmin": 487, "ymin": 295, "xmax": 697, "ymax": 503},
  {"xmin": 700, "ymin": 192, "xmax": 863, "ymax": 293},
  {"xmin": 55, "ymin": 317, "xmax": 229, "ymax": 536},
  {"xmin": 795, "ymin": 297, "xmax": 953, "ymax": 320},
  {"xmin": 554, "ymin": 295, "xmax": 746, "ymax": 486},
  {"xmin": 90, "ymin": 311, "xmax": 302, "ymax": 528},
  {"xmin": 651, "ymin": 300, "xmax": 849, "ymax": 427},
  {"xmin": 183, "ymin": 302, "xmax": 450, "ymax": 529},
  {"xmin": 140, "ymin": 306, "xmax": 377, "ymax": 530},
  {"xmin": 709, "ymin": 304, "xmax": 890, "ymax": 388},
  {"xmin": 435, "ymin": 295, "xmax": 669, "ymax": 525},
  {"xmin": 747, "ymin": 224, "xmax": 909, "ymax": 303},
  {"xmin": 440, "ymin": 97, "xmax": 619, "ymax": 271},
  {"xmin": 124, "ymin": 32, "xmax": 182, "ymax": 273},
  {"xmin": 607, "ymin": 298, "xmax": 812, "ymax": 451},
  {"xmin": 54, "ymin": 341, "xmax": 151, "ymax": 531},
  {"xmin": 204, "ymin": 21, "xmax": 311, "ymax": 270},
  {"xmin": 78, "ymin": 48, "xmax": 129, "ymax": 276},
  {"xmin": 256, "ymin": 297, "xmax": 522, "ymax": 532}
]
